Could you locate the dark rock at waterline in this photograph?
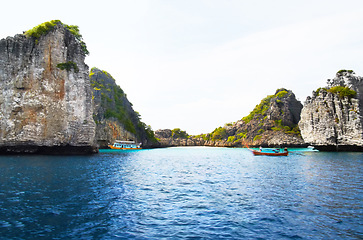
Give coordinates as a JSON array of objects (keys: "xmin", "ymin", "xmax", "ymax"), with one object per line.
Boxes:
[
  {"xmin": 313, "ymin": 145, "xmax": 363, "ymax": 152},
  {"xmin": 0, "ymin": 144, "xmax": 98, "ymax": 155}
]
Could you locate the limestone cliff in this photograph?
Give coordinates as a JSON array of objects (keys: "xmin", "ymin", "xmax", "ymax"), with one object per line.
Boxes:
[
  {"xmin": 299, "ymin": 70, "xmax": 363, "ymax": 151},
  {"xmin": 0, "ymin": 20, "xmax": 97, "ymax": 154},
  {"xmin": 156, "ymin": 88, "xmax": 306, "ymax": 148},
  {"xmin": 155, "ymin": 128, "xmax": 197, "ymax": 147},
  {"xmin": 91, "ymin": 68, "xmax": 158, "ymax": 148}
]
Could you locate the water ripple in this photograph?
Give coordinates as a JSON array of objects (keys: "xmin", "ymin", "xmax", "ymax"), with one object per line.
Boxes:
[{"xmin": 0, "ymin": 149, "xmax": 362, "ymax": 239}]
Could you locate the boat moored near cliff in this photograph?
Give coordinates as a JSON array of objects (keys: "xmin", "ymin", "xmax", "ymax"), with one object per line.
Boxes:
[
  {"xmin": 248, "ymin": 146, "xmax": 289, "ymax": 156},
  {"xmin": 108, "ymin": 141, "xmax": 142, "ymax": 150},
  {"xmin": 250, "ymin": 150, "xmax": 288, "ymax": 156}
]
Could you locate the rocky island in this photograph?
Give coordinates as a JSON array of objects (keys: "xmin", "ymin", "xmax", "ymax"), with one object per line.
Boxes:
[
  {"xmin": 0, "ymin": 20, "xmax": 97, "ymax": 154},
  {"xmin": 156, "ymin": 88, "xmax": 307, "ymax": 148},
  {"xmin": 157, "ymin": 73, "xmax": 363, "ymax": 152},
  {"xmin": 299, "ymin": 70, "xmax": 363, "ymax": 151}
]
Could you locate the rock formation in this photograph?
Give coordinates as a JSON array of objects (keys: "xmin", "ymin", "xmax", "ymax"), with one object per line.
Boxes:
[
  {"xmin": 0, "ymin": 21, "xmax": 97, "ymax": 154},
  {"xmin": 91, "ymin": 68, "xmax": 159, "ymax": 148},
  {"xmin": 231, "ymin": 88, "xmax": 305, "ymax": 148},
  {"xmin": 155, "ymin": 128, "xmax": 199, "ymax": 147},
  {"xmin": 299, "ymin": 70, "xmax": 363, "ymax": 151},
  {"xmin": 156, "ymin": 88, "xmax": 306, "ymax": 148}
]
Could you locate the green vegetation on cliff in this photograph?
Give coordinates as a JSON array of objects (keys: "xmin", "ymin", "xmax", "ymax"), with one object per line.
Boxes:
[
  {"xmin": 242, "ymin": 95, "xmax": 273, "ymax": 124},
  {"xmin": 91, "ymin": 67, "xmax": 158, "ymax": 145},
  {"xmin": 315, "ymin": 70, "xmax": 357, "ymax": 100},
  {"xmin": 190, "ymin": 88, "xmax": 304, "ymax": 147},
  {"xmin": 91, "ymin": 68, "xmax": 135, "ymax": 133},
  {"xmin": 315, "ymin": 86, "xmax": 356, "ymax": 99},
  {"xmin": 337, "ymin": 69, "xmax": 355, "ymax": 75},
  {"xmin": 24, "ymin": 20, "xmax": 60, "ymax": 39},
  {"xmin": 328, "ymin": 86, "xmax": 356, "ymax": 99},
  {"xmin": 315, "ymin": 87, "xmax": 327, "ymax": 96},
  {"xmin": 211, "ymin": 127, "xmax": 227, "ymax": 140},
  {"xmin": 24, "ymin": 20, "xmax": 89, "ymax": 55},
  {"xmin": 242, "ymin": 88, "xmax": 290, "ymax": 124},
  {"xmin": 171, "ymin": 128, "xmax": 189, "ymax": 139},
  {"xmin": 56, "ymin": 61, "xmax": 79, "ymax": 73}
]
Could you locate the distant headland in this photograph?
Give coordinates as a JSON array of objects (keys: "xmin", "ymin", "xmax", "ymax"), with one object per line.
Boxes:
[
  {"xmin": 0, "ymin": 20, "xmax": 362, "ymax": 154},
  {"xmin": 156, "ymin": 70, "xmax": 363, "ymax": 151}
]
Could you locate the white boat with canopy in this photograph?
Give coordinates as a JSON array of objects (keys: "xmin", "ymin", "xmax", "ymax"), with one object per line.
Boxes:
[{"xmin": 108, "ymin": 140, "xmax": 142, "ymax": 150}]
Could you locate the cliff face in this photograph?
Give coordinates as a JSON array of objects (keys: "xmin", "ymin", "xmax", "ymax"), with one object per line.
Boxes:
[
  {"xmin": 91, "ymin": 68, "xmax": 158, "ymax": 148},
  {"xmin": 230, "ymin": 88, "xmax": 305, "ymax": 147},
  {"xmin": 0, "ymin": 21, "xmax": 97, "ymax": 154},
  {"xmin": 156, "ymin": 88, "xmax": 306, "ymax": 148},
  {"xmin": 299, "ymin": 71, "xmax": 363, "ymax": 151}
]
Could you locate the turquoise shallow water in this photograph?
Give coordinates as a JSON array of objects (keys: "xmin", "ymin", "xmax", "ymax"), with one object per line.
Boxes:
[{"xmin": 0, "ymin": 147, "xmax": 362, "ymax": 239}]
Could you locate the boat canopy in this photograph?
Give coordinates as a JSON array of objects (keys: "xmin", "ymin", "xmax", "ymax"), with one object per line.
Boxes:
[{"xmin": 115, "ymin": 140, "xmax": 136, "ymax": 144}]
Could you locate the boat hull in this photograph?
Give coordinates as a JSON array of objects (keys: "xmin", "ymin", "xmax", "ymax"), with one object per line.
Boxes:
[{"xmin": 251, "ymin": 151, "xmax": 288, "ymax": 156}]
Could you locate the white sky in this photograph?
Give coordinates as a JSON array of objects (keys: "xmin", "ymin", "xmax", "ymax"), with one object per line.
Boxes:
[{"xmin": 1, "ymin": 0, "xmax": 363, "ymax": 134}]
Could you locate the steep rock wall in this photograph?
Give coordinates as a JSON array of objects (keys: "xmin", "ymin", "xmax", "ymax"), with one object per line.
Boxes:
[
  {"xmin": 91, "ymin": 68, "xmax": 159, "ymax": 148},
  {"xmin": 0, "ymin": 22, "xmax": 97, "ymax": 154},
  {"xmin": 299, "ymin": 71, "xmax": 363, "ymax": 151}
]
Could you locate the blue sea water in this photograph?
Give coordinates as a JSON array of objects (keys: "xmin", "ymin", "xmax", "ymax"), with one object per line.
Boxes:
[{"xmin": 0, "ymin": 147, "xmax": 362, "ymax": 239}]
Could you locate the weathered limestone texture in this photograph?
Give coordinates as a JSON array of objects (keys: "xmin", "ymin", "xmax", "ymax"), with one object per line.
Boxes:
[
  {"xmin": 0, "ymin": 23, "xmax": 97, "ymax": 154},
  {"xmin": 299, "ymin": 71, "xmax": 363, "ymax": 151},
  {"xmin": 95, "ymin": 119, "xmax": 138, "ymax": 148}
]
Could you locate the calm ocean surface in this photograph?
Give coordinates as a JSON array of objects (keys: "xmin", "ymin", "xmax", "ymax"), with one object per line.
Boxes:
[{"xmin": 0, "ymin": 147, "xmax": 362, "ymax": 239}]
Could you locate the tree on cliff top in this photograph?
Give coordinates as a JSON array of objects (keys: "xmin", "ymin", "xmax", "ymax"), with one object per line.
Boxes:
[
  {"xmin": 316, "ymin": 70, "xmax": 358, "ymax": 100},
  {"xmin": 24, "ymin": 20, "xmax": 89, "ymax": 55},
  {"xmin": 171, "ymin": 128, "xmax": 189, "ymax": 139}
]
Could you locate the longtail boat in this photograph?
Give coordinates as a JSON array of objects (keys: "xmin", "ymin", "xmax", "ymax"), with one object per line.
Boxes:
[
  {"xmin": 246, "ymin": 144, "xmax": 288, "ymax": 156},
  {"xmin": 250, "ymin": 150, "xmax": 288, "ymax": 156}
]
